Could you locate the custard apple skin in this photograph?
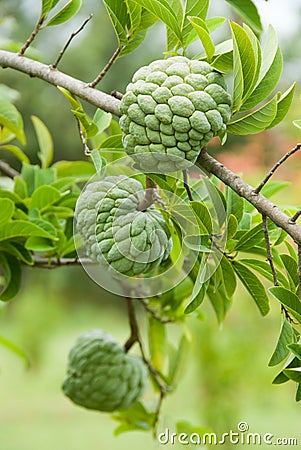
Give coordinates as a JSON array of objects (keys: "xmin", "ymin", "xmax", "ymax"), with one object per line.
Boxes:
[
  {"xmin": 62, "ymin": 330, "xmax": 148, "ymax": 412},
  {"xmin": 119, "ymin": 56, "xmax": 231, "ymax": 172},
  {"xmin": 75, "ymin": 175, "xmax": 172, "ymax": 276}
]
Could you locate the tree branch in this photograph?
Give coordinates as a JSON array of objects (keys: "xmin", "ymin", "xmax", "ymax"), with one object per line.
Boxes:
[
  {"xmin": 18, "ymin": 15, "xmax": 44, "ymax": 56},
  {"xmin": 290, "ymin": 210, "xmax": 301, "ymax": 224},
  {"xmin": 183, "ymin": 169, "xmax": 194, "ymax": 201},
  {"xmin": 197, "ymin": 150, "xmax": 301, "ymax": 245},
  {"xmin": 31, "ymin": 257, "xmax": 95, "ymax": 268},
  {"xmin": 0, "ymin": 160, "xmax": 20, "ymax": 178},
  {"xmin": 136, "ymin": 177, "xmax": 157, "ymax": 211},
  {"xmin": 0, "ymin": 50, "xmax": 121, "ymax": 116}
]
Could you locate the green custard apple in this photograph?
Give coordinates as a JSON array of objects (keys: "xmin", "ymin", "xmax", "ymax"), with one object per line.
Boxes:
[
  {"xmin": 62, "ymin": 330, "xmax": 148, "ymax": 412},
  {"xmin": 119, "ymin": 56, "xmax": 231, "ymax": 172},
  {"xmin": 75, "ymin": 175, "xmax": 172, "ymax": 276}
]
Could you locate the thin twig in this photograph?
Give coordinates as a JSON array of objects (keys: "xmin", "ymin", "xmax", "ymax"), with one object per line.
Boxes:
[
  {"xmin": 290, "ymin": 210, "xmax": 301, "ymax": 224},
  {"xmin": 182, "ymin": 170, "xmax": 193, "ymax": 201},
  {"xmin": 262, "ymin": 215, "xmax": 279, "ymax": 286},
  {"xmin": 51, "ymin": 15, "xmax": 93, "ymax": 69},
  {"xmin": 0, "ymin": 160, "xmax": 20, "ymax": 178},
  {"xmin": 298, "ymin": 245, "xmax": 301, "ymax": 300},
  {"xmin": 88, "ymin": 46, "xmax": 122, "ymax": 88},
  {"xmin": 124, "ymin": 297, "xmax": 171, "ymax": 438},
  {"xmin": 19, "ymin": 15, "xmax": 45, "ymax": 56},
  {"xmin": 111, "ymin": 90, "xmax": 123, "ymax": 100},
  {"xmin": 254, "ymin": 144, "xmax": 301, "ymax": 194},
  {"xmin": 75, "ymin": 116, "xmax": 91, "ymax": 155},
  {"xmin": 140, "ymin": 299, "xmax": 175, "ymax": 324}
]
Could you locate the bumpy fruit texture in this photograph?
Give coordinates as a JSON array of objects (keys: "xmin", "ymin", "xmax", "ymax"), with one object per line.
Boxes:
[
  {"xmin": 119, "ymin": 56, "xmax": 231, "ymax": 172},
  {"xmin": 62, "ymin": 330, "xmax": 148, "ymax": 412},
  {"xmin": 75, "ymin": 175, "xmax": 172, "ymax": 276}
]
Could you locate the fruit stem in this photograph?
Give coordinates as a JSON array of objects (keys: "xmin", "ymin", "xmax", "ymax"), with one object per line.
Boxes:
[{"xmin": 136, "ymin": 177, "xmax": 157, "ymax": 211}]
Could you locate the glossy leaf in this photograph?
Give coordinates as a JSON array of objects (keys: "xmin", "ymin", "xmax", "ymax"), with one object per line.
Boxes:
[
  {"xmin": 266, "ymin": 83, "xmax": 296, "ymax": 129},
  {"xmin": 269, "ymin": 319, "xmax": 294, "ymax": 366},
  {"xmin": 269, "ymin": 287, "xmax": 301, "ymax": 323},
  {"xmin": 0, "ymin": 144, "xmax": 30, "ymax": 164},
  {"xmin": 0, "ymin": 99, "xmax": 26, "ymax": 145},
  {"xmin": 226, "ymin": 0, "xmax": 262, "ymax": 35},
  {"xmin": 0, "ymin": 198, "xmax": 14, "ymax": 225},
  {"xmin": 44, "ymin": 0, "xmax": 82, "ymax": 27},
  {"xmin": 280, "ymin": 254, "xmax": 299, "ymax": 290},
  {"xmin": 188, "ymin": 17, "xmax": 215, "ymax": 61},
  {"xmin": 29, "ymin": 185, "xmax": 61, "ymax": 211},
  {"xmin": 0, "ymin": 253, "xmax": 21, "ymax": 301},
  {"xmin": 230, "ymin": 21, "xmax": 257, "ymax": 110},
  {"xmin": 240, "ymin": 259, "xmax": 288, "ymax": 288},
  {"xmin": 227, "ymin": 95, "xmax": 278, "ymax": 135},
  {"xmin": 31, "ymin": 116, "xmax": 53, "ymax": 169},
  {"xmin": 0, "ymin": 220, "xmax": 56, "ymax": 242},
  {"xmin": 233, "ymin": 261, "xmax": 270, "ymax": 315}
]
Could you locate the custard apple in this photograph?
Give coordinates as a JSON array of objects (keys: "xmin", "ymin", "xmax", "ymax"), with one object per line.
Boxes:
[
  {"xmin": 75, "ymin": 175, "xmax": 172, "ymax": 276},
  {"xmin": 119, "ymin": 56, "xmax": 232, "ymax": 172},
  {"xmin": 62, "ymin": 330, "xmax": 148, "ymax": 412}
]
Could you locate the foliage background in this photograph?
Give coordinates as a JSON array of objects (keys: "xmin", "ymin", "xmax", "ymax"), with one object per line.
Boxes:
[{"xmin": 1, "ymin": 0, "xmax": 301, "ymax": 448}]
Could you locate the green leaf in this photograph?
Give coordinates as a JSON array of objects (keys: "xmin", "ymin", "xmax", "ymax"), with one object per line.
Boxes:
[
  {"xmin": 29, "ymin": 185, "xmax": 61, "ymax": 211},
  {"xmin": 188, "ymin": 17, "xmax": 215, "ymax": 61},
  {"xmin": 113, "ymin": 402, "xmax": 155, "ymax": 435},
  {"xmin": 184, "ymin": 277, "xmax": 209, "ymax": 314},
  {"xmin": 226, "ymin": 0, "xmax": 262, "ymax": 35},
  {"xmin": 225, "ymin": 186, "xmax": 244, "ymax": 223},
  {"xmin": 190, "ymin": 201, "xmax": 213, "ymax": 234},
  {"xmin": 0, "ymin": 241, "xmax": 33, "ymax": 265},
  {"xmin": 125, "ymin": 0, "xmax": 142, "ymax": 31},
  {"xmin": 0, "ymin": 198, "xmax": 14, "ymax": 225},
  {"xmin": 230, "ymin": 21, "xmax": 257, "ymax": 111},
  {"xmin": 44, "ymin": 0, "xmax": 82, "ymax": 27},
  {"xmin": 220, "ymin": 255, "xmax": 237, "ymax": 298},
  {"xmin": 0, "ymin": 99, "xmax": 26, "ymax": 145},
  {"xmin": 132, "ymin": 0, "xmax": 183, "ymax": 44},
  {"xmin": 182, "ymin": 0, "xmax": 209, "ymax": 43},
  {"xmin": 227, "ymin": 95, "xmax": 278, "ymax": 135},
  {"xmin": 283, "ymin": 368, "xmax": 301, "ymax": 383},
  {"xmin": 167, "ymin": 334, "xmax": 189, "ymax": 384},
  {"xmin": 258, "ymin": 25, "xmax": 279, "ymax": 84},
  {"xmin": 227, "ymin": 214, "xmax": 238, "ymax": 240},
  {"xmin": 241, "ymin": 259, "xmax": 288, "ymax": 288},
  {"xmin": 183, "ymin": 235, "xmax": 211, "ymax": 252},
  {"xmin": 269, "ymin": 319, "xmax": 294, "ymax": 366},
  {"xmin": 233, "ymin": 261, "xmax": 270, "ymax": 315},
  {"xmin": 269, "ymin": 287, "xmax": 301, "ymax": 323},
  {"xmin": 206, "ymin": 17, "xmax": 226, "ymax": 33},
  {"xmin": 260, "ymin": 181, "xmax": 290, "ymax": 199},
  {"xmin": 31, "ymin": 116, "xmax": 53, "ymax": 169},
  {"xmin": 90, "ymin": 149, "xmax": 106, "ymax": 174},
  {"xmin": 241, "ymin": 47, "xmax": 282, "ymax": 111},
  {"xmin": 0, "ymin": 144, "xmax": 30, "ymax": 164},
  {"xmin": 57, "ymin": 87, "xmax": 82, "ymax": 109},
  {"xmin": 25, "ymin": 236, "xmax": 56, "ymax": 252},
  {"xmin": 0, "ymin": 335, "xmax": 29, "ymax": 367},
  {"xmin": 266, "ymin": 83, "xmax": 296, "ymax": 129},
  {"xmin": 52, "ymin": 160, "xmax": 95, "ymax": 180},
  {"xmin": 0, "ymin": 253, "xmax": 22, "ymax": 301},
  {"xmin": 93, "ymin": 109, "xmax": 112, "ymax": 135},
  {"xmin": 0, "ymin": 220, "xmax": 56, "ymax": 242},
  {"xmin": 235, "ymin": 222, "xmax": 264, "ymax": 250},
  {"xmin": 207, "ymin": 283, "xmax": 232, "ymax": 324},
  {"xmin": 287, "ymin": 343, "xmax": 301, "ymax": 361},
  {"xmin": 296, "ymin": 384, "xmax": 301, "ymax": 402},
  {"xmin": 280, "ymin": 254, "xmax": 299, "ymax": 290}
]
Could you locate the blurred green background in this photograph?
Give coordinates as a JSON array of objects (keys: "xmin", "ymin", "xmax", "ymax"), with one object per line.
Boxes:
[{"xmin": 1, "ymin": 0, "xmax": 301, "ymax": 448}]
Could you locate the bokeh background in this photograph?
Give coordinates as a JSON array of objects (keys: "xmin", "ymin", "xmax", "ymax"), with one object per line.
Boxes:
[{"xmin": 1, "ymin": 0, "xmax": 301, "ymax": 448}]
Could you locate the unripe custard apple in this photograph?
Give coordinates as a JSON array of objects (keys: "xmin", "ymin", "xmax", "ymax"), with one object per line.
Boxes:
[
  {"xmin": 119, "ymin": 56, "xmax": 231, "ymax": 172},
  {"xmin": 75, "ymin": 175, "xmax": 172, "ymax": 276},
  {"xmin": 62, "ymin": 330, "xmax": 148, "ymax": 412}
]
